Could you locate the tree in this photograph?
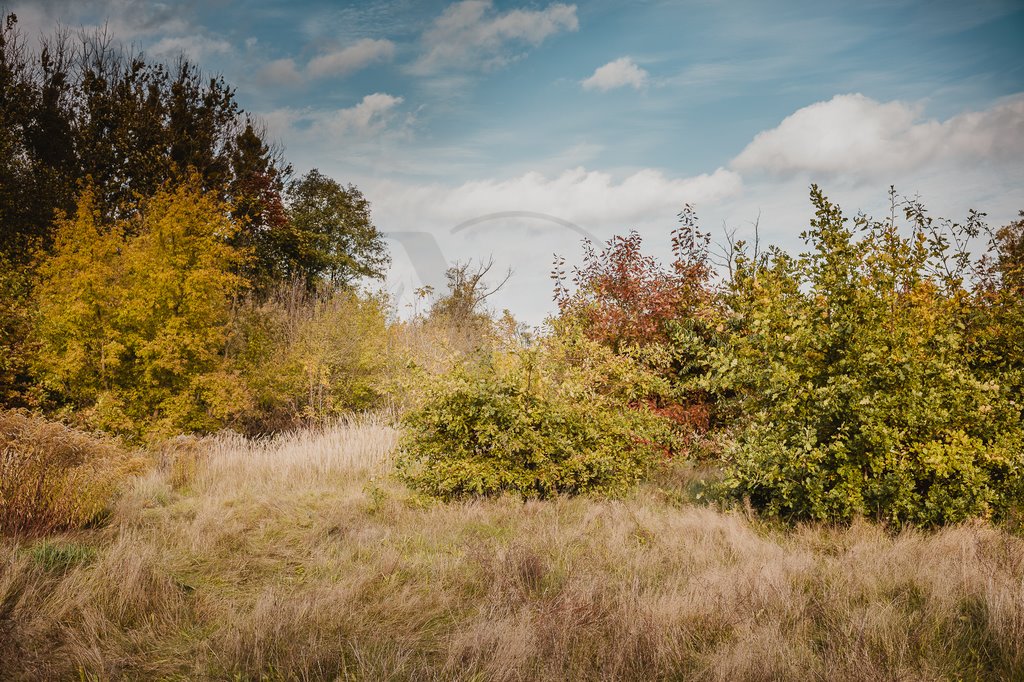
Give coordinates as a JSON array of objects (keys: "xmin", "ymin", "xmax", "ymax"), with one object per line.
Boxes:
[
  {"xmin": 553, "ymin": 206, "xmax": 716, "ymax": 353},
  {"xmin": 430, "ymin": 258, "xmax": 511, "ymax": 324},
  {"xmin": 33, "ymin": 177, "xmax": 247, "ymax": 437},
  {"xmin": 227, "ymin": 121, "xmax": 290, "ymax": 292},
  {"xmin": 0, "ymin": 13, "xmax": 280, "ymax": 260},
  {"xmin": 33, "ymin": 186, "xmax": 125, "ymax": 409},
  {"xmin": 722, "ymin": 187, "xmax": 1024, "ymax": 526},
  {"xmin": 284, "ymin": 169, "xmax": 389, "ymax": 288}
]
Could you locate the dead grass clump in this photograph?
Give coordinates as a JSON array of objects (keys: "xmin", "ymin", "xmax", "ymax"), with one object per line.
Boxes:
[
  {"xmin": 0, "ymin": 411, "xmax": 141, "ymax": 537},
  {"xmin": 153, "ymin": 434, "xmax": 208, "ymax": 491}
]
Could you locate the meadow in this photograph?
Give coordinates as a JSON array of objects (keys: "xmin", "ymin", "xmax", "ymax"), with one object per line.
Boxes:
[
  {"xmin": 3, "ymin": 416, "xmax": 1023, "ymax": 681},
  {"xmin": 3, "ymin": 16, "xmax": 1024, "ymax": 679}
]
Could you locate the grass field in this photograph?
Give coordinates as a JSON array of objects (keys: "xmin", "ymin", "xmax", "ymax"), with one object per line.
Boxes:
[{"xmin": 2, "ymin": 417, "xmax": 1023, "ymax": 681}]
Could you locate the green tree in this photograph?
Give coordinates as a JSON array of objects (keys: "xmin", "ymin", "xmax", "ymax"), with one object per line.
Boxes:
[
  {"xmin": 283, "ymin": 169, "xmax": 389, "ymax": 288},
  {"xmin": 227, "ymin": 121, "xmax": 291, "ymax": 292},
  {"xmin": 0, "ymin": 13, "xmax": 280, "ymax": 261},
  {"xmin": 720, "ymin": 187, "xmax": 1024, "ymax": 526}
]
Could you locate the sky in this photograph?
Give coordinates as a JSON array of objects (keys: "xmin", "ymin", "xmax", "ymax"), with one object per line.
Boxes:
[{"xmin": 11, "ymin": 0, "xmax": 1024, "ymax": 322}]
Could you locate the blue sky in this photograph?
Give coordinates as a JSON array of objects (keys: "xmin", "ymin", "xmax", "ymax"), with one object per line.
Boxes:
[{"xmin": 14, "ymin": 0, "xmax": 1024, "ymax": 321}]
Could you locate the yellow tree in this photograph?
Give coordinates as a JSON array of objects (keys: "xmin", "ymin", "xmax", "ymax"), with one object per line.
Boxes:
[
  {"xmin": 34, "ymin": 175, "xmax": 249, "ymax": 437},
  {"xmin": 34, "ymin": 186, "xmax": 126, "ymax": 411},
  {"xmin": 118, "ymin": 174, "xmax": 249, "ymax": 434}
]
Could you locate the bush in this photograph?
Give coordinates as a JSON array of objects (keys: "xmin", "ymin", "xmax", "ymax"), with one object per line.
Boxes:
[
  {"xmin": 396, "ymin": 335, "xmax": 674, "ymax": 500},
  {"xmin": 233, "ymin": 285, "xmax": 394, "ymax": 431},
  {"xmin": 552, "ymin": 208, "xmax": 727, "ymax": 435},
  {"xmin": 0, "ymin": 411, "xmax": 140, "ymax": 537},
  {"xmin": 719, "ymin": 188, "xmax": 1024, "ymax": 526}
]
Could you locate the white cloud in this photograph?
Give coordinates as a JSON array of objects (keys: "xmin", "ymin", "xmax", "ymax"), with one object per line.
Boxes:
[
  {"xmin": 306, "ymin": 38, "xmax": 396, "ymax": 79},
  {"xmin": 257, "ymin": 39, "xmax": 395, "ymax": 87},
  {"xmin": 366, "ymin": 166, "xmax": 742, "ymax": 236},
  {"xmin": 148, "ymin": 35, "xmax": 233, "ymax": 60},
  {"xmin": 413, "ymin": 0, "xmax": 578, "ymax": 73},
  {"xmin": 13, "ymin": 0, "xmax": 191, "ymax": 40},
  {"xmin": 258, "ymin": 58, "xmax": 304, "ymax": 86},
  {"xmin": 581, "ymin": 57, "xmax": 648, "ymax": 92},
  {"xmin": 732, "ymin": 93, "xmax": 1024, "ymax": 178},
  {"xmin": 263, "ymin": 93, "xmax": 407, "ymax": 143},
  {"xmin": 328, "ymin": 93, "xmax": 405, "ymax": 136}
]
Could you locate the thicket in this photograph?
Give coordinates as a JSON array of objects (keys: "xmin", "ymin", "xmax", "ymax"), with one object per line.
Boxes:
[
  {"xmin": 396, "ymin": 330, "xmax": 675, "ymax": 499},
  {"xmin": 0, "ymin": 13, "xmax": 393, "ymax": 440},
  {"xmin": 539, "ymin": 188, "xmax": 1024, "ymax": 525},
  {"xmin": 719, "ymin": 189, "xmax": 1024, "ymax": 525}
]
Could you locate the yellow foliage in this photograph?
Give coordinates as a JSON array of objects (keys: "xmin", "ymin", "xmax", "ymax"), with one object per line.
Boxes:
[
  {"xmin": 234, "ymin": 285, "xmax": 395, "ymax": 431},
  {"xmin": 33, "ymin": 176, "xmax": 249, "ymax": 438}
]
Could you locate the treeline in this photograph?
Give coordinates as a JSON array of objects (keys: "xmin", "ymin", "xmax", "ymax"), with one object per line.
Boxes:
[{"xmin": 0, "ymin": 14, "xmax": 390, "ymax": 436}]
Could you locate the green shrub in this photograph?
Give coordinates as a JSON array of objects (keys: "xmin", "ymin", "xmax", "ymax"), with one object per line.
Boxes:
[
  {"xmin": 0, "ymin": 411, "xmax": 142, "ymax": 537},
  {"xmin": 719, "ymin": 187, "xmax": 1024, "ymax": 526},
  {"xmin": 396, "ymin": 335, "xmax": 673, "ymax": 500}
]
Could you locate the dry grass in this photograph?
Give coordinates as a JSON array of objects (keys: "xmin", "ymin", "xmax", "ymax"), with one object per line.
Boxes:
[
  {"xmin": 2, "ymin": 417, "xmax": 1023, "ymax": 680},
  {"xmin": 0, "ymin": 411, "xmax": 143, "ymax": 537}
]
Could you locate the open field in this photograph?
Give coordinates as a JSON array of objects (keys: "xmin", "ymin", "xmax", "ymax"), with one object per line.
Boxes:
[{"xmin": 2, "ymin": 418, "xmax": 1023, "ymax": 681}]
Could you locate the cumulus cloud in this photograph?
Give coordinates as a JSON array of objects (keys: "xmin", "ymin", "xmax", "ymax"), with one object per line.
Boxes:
[
  {"xmin": 581, "ymin": 57, "xmax": 648, "ymax": 92},
  {"xmin": 328, "ymin": 93, "xmax": 405, "ymax": 135},
  {"xmin": 364, "ymin": 165, "xmax": 741, "ymax": 323},
  {"xmin": 413, "ymin": 0, "xmax": 578, "ymax": 73},
  {"xmin": 732, "ymin": 93, "xmax": 1024, "ymax": 178}
]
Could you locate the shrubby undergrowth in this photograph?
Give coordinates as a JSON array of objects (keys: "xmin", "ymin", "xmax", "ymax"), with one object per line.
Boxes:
[
  {"xmin": 0, "ymin": 411, "xmax": 140, "ymax": 536},
  {"xmin": 397, "ymin": 331, "xmax": 675, "ymax": 499},
  {"xmin": 545, "ymin": 189, "xmax": 1024, "ymax": 526}
]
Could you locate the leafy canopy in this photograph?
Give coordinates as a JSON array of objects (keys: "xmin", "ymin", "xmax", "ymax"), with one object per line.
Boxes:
[{"xmin": 719, "ymin": 187, "xmax": 1024, "ymax": 526}]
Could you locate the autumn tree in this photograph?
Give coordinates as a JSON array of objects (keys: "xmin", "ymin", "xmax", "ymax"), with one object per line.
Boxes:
[
  {"xmin": 33, "ymin": 177, "xmax": 247, "ymax": 437},
  {"xmin": 553, "ymin": 206, "xmax": 716, "ymax": 353},
  {"xmin": 227, "ymin": 121, "xmax": 290, "ymax": 292},
  {"xmin": 552, "ymin": 207, "xmax": 722, "ymax": 431}
]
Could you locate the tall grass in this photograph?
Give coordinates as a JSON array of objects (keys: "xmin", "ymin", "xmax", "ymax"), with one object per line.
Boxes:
[
  {"xmin": 1, "ymin": 418, "xmax": 1022, "ymax": 680},
  {"xmin": 0, "ymin": 412, "xmax": 140, "ymax": 537}
]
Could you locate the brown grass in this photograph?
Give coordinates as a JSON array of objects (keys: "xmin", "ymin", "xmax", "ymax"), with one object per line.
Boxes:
[
  {"xmin": 0, "ymin": 411, "xmax": 142, "ymax": 537},
  {"xmin": 1, "ymin": 417, "xmax": 1022, "ymax": 680}
]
